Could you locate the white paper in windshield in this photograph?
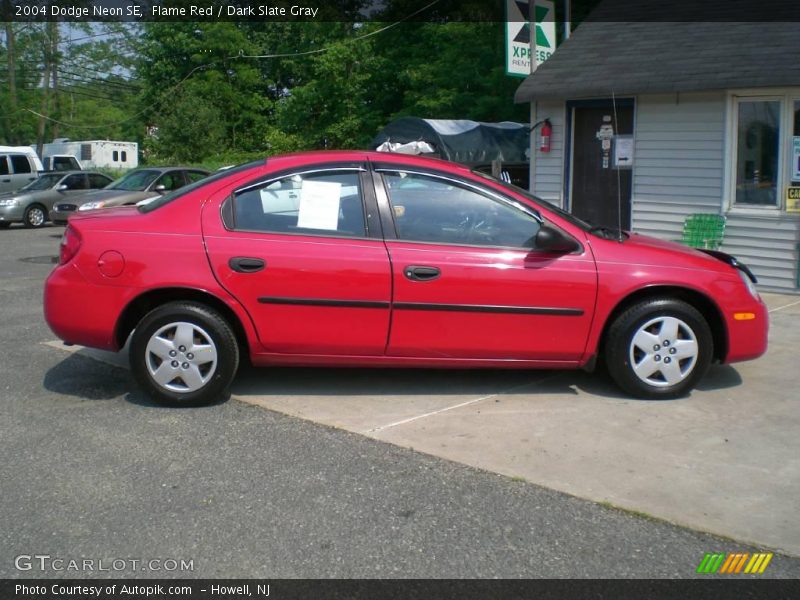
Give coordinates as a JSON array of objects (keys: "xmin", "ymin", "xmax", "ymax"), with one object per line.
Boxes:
[{"xmin": 297, "ymin": 180, "xmax": 341, "ymax": 230}]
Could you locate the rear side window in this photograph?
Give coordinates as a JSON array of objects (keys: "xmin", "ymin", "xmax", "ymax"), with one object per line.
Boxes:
[
  {"xmin": 157, "ymin": 172, "xmax": 186, "ymax": 191},
  {"xmin": 0, "ymin": 157, "xmax": 9, "ymax": 175},
  {"xmin": 88, "ymin": 173, "xmax": 112, "ymax": 188},
  {"xmin": 10, "ymin": 154, "xmax": 31, "ymax": 174},
  {"xmin": 185, "ymin": 170, "xmax": 208, "ymax": 184},
  {"xmin": 233, "ymin": 170, "xmax": 366, "ymax": 238},
  {"xmin": 62, "ymin": 174, "xmax": 87, "ymax": 190}
]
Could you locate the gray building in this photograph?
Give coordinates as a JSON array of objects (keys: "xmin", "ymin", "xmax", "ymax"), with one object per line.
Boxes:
[{"xmin": 515, "ymin": 21, "xmax": 800, "ymax": 291}]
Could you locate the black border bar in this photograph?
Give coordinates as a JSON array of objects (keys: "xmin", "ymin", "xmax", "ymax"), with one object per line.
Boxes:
[
  {"xmin": 5, "ymin": 0, "xmax": 800, "ymax": 23},
  {"xmin": 3, "ymin": 579, "xmax": 799, "ymax": 600}
]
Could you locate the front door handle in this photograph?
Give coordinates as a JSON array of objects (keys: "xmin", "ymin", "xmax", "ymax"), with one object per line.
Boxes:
[
  {"xmin": 404, "ymin": 265, "xmax": 441, "ymax": 281},
  {"xmin": 229, "ymin": 257, "xmax": 266, "ymax": 273}
]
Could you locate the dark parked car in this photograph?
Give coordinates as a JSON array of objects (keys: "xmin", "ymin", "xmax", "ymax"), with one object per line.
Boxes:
[
  {"xmin": 44, "ymin": 151, "xmax": 767, "ymax": 407},
  {"xmin": 50, "ymin": 167, "xmax": 210, "ymax": 224},
  {"xmin": 0, "ymin": 171, "xmax": 113, "ymax": 228}
]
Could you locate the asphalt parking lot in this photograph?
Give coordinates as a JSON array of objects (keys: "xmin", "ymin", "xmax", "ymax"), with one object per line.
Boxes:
[{"xmin": 2, "ymin": 224, "xmax": 799, "ymax": 579}]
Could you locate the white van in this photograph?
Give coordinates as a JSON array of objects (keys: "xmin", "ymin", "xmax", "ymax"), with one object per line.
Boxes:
[
  {"xmin": 0, "ymin": 146, "xmax": 43, "ymax": 193},
  {"xmin": 41, "ymin": 154, "xmax": 82, "ymax": 171}
]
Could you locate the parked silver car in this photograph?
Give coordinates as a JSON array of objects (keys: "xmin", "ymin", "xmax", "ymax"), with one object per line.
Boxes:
[
  {"xmin": 0, "ymin": 170, "xmax": 113, "ymax": 229},
  {"xmin": 50, "ymin": 167, "xmax": 210, "ymax": 224}
]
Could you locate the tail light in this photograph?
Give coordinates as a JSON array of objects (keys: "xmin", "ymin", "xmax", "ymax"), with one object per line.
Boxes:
[{"xmin": 59, "ymin": 225, "xmax": 82, "ymax": 265}]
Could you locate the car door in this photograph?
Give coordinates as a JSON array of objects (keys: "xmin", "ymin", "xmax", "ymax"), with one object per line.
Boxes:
[
  {"xmin": 203, "ymin": 165, "xmax": 392, "ymax": 355},
  {"xmin": 8, "ymin": 154, "xmax": 38, "ymax": 192},
  {"xmin": 374, "ymin": 167, "xmax": 597, "ymax": 362},
  {"xmin": 46, "ymin": 173, "xmax": 89, "ymax": 210}
]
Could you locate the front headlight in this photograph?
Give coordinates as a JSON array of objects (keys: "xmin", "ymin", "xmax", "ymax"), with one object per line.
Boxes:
[
  {"xmin": 0, "ymin": 198, "xmax": 18, "ymax": 207},
  {"xmin": 78, "ymin": 201, "xmax": 106, "ymax": 211},
  {"xmin": 738, "ymin": 268, "xmax": 759, "ymax": 299}
]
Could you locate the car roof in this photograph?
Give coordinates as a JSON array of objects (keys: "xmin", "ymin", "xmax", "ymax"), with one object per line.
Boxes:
[
  {"xmin": 262, "ymin": 150, "xmax": 473, "ymax": 175},
  {"xmin": 40, "ymin": 170, "xmax": 113, "ymax": 177},
  {"xmin": 129, "ymin": 166, "xmax": 211, "ymax": 173}
]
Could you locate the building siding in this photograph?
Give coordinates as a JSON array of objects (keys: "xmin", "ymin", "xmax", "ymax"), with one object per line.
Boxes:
[
  {"xmin": 530, "ymin": 92, "xmax": 800, "ymax": 292},
  {"xmin": 532, "ymin": 100, "xmax": 566, "ymax": 206},
  {"xmin": 631, "ymin": 92, "xmax": 726, "ymax": 241},
  {"xmin": 722, "ymin": 214, "xmax": 800, "ymax": 290},
  {"xmin": 631, "ymin": 92, "xmax": 799, "ymax": 291}
]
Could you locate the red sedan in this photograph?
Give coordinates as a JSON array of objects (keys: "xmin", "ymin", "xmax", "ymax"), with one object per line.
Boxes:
[{"xmin": 44, "ymin": 152, "xmax": 768, "ymax": 406}]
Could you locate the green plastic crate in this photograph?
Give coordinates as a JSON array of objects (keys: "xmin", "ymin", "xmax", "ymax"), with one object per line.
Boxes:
[{"xmin": 680, "ymin": 213, "xmax": 726, "ymax": 250}]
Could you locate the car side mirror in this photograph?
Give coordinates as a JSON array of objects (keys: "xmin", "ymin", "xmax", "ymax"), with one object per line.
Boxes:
[
  {"xmin": 534, "ymin": 225, "xmax": 579, "ymax": 253},
  {"xmin": 154, "ymin": 184, "xmax": 167, "ymax": 193},
  {"xmin": 57, "ymin": 184, "xmax": 69, "ymax": 191}
]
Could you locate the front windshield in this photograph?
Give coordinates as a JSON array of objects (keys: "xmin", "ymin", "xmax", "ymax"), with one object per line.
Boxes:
[
  {"xmin": 21, "ymin": 174, "xmax": 64, "ymax": 191},
  {"xmin": 107, "ymin": 169, "xmax": 160, "ymax": 191},
  {"xmin": 471, "ymin": 169, "xmax": 592, "ymax": 231}
]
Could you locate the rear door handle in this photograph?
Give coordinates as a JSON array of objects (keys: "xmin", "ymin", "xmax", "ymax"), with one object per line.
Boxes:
[
  {"xmin": 404, "ymin": 265, "xmax": 441, "ymax": 281},
  {"xmin": 229, "ymin": 257, "xmax": 266, "ymax": 273}
]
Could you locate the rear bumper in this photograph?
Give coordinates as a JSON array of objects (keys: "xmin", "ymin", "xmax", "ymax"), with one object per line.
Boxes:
[{"xmin": 44, "ymin": 263, "xmax": 127, "ymax": 351}]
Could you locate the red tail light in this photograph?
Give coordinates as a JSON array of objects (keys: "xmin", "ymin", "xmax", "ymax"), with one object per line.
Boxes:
[{"xmin": 59, "ymin": 225, "xmax": 82, "ymax": 265}]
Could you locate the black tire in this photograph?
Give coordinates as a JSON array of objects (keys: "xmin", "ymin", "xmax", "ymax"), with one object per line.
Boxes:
[
  {"xmin": 0, "ymin": 222, "xmax": 10, "ymax": 229},
  {"xmin": 23, "ymin": 204, "xmax": 47, "ymax": 228},
  {"xmin": 605, "ymin": 298, "xmax": 713, "ymax": 399},
  {"xmin": 129, "ymin": 302, "xmax": 239, "ymax": 407}
]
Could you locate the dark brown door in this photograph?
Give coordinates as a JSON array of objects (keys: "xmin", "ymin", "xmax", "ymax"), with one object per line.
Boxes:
[{"xmin": 570, "ymin": 102, "xmax": 634, "ymax": 230}]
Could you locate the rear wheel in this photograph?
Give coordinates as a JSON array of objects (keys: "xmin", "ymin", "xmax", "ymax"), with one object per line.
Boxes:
[
  {"xmin": 130, "ymin": 302, "xmax": 239, "ymax": 406},
  {"xmin": 605, "ymin": 298, "xmax": 712, "ymax": 399},
  {"xmin": 0, "ymin": 222, "xmax": 10, "ymax": 229},
  {"xmin": 23, "ymin": 204, "xmax": 47, "ymax": 228}
]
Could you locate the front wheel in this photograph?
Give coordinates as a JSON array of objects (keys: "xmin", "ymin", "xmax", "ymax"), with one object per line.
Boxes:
[
  {"xmin": 605, "ymin": 298, "xmax": 713, "ymax": 399},
  {"xmin": 23, "ymin": 204, "xmax": 47, "ymax": 228},
  {"xmin": 130, "ymin": 302, "xmax": 239, "ymax": 406}
]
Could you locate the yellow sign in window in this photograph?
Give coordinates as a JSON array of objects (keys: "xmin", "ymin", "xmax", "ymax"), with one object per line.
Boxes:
[{"xmin": 787, "ymin": 187, "xmax": 800, "ymax": 213}]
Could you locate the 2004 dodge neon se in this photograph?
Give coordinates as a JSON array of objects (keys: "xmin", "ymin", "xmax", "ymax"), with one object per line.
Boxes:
[{"xmin": 44, "ymin": 151, "xmax": 768, "ymax": 406}]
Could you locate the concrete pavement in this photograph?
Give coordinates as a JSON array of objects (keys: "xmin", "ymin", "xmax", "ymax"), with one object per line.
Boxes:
[{"xmin": 64, "ymin": 292, "xmax": 800, "ymax": 556}]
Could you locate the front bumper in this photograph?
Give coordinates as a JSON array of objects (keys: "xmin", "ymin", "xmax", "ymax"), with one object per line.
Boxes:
[
  {"xmin": 722, "ymin": 292, "xmax": 769, "ymax": 364},
  {"xmin": 0, "ymin": 204, "xmax": 24, "ymax": 222},
  {"xmin": 50, "ymin": 203, "xmax": 78, "ymax": 225}
]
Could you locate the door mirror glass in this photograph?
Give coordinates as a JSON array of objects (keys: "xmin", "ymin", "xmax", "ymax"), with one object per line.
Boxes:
[{"xmin": 535, "ymin": 225, "xmax": 579, "ymax": 253}]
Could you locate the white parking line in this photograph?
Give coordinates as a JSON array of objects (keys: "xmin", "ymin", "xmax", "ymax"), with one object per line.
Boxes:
[
  {"xmin": 768, "ymin": 299, "xmax": 800, "ymax": 313},
  {"xmin": 365, "ymin": 373, "xmax": 563, "ymax": 434}
]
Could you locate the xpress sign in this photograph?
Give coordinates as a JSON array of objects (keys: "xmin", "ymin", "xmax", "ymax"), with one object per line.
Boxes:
[{"xmin": 506, "ymin": 0, "xmax": 557, "ymax": 77}]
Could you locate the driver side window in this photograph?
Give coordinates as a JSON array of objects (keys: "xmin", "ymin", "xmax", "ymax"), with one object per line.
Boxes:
[{"xmin": 381, "ymin": 171, "xmax": 540, "ymax": 248}]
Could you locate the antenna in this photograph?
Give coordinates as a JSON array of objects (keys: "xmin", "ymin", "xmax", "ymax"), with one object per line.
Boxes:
[{"xmin": 611, "ymin": 89, "xmax": 624, "ymax": 242}]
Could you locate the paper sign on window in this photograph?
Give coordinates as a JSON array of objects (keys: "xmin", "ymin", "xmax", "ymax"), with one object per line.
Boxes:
[
  {"xmin": 792, "ymin": 137, "xmax": 800, "ymax": 180},
  {"xmin": 297, "ymin": 180, "xmax": 341, "ymax": 230}
]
